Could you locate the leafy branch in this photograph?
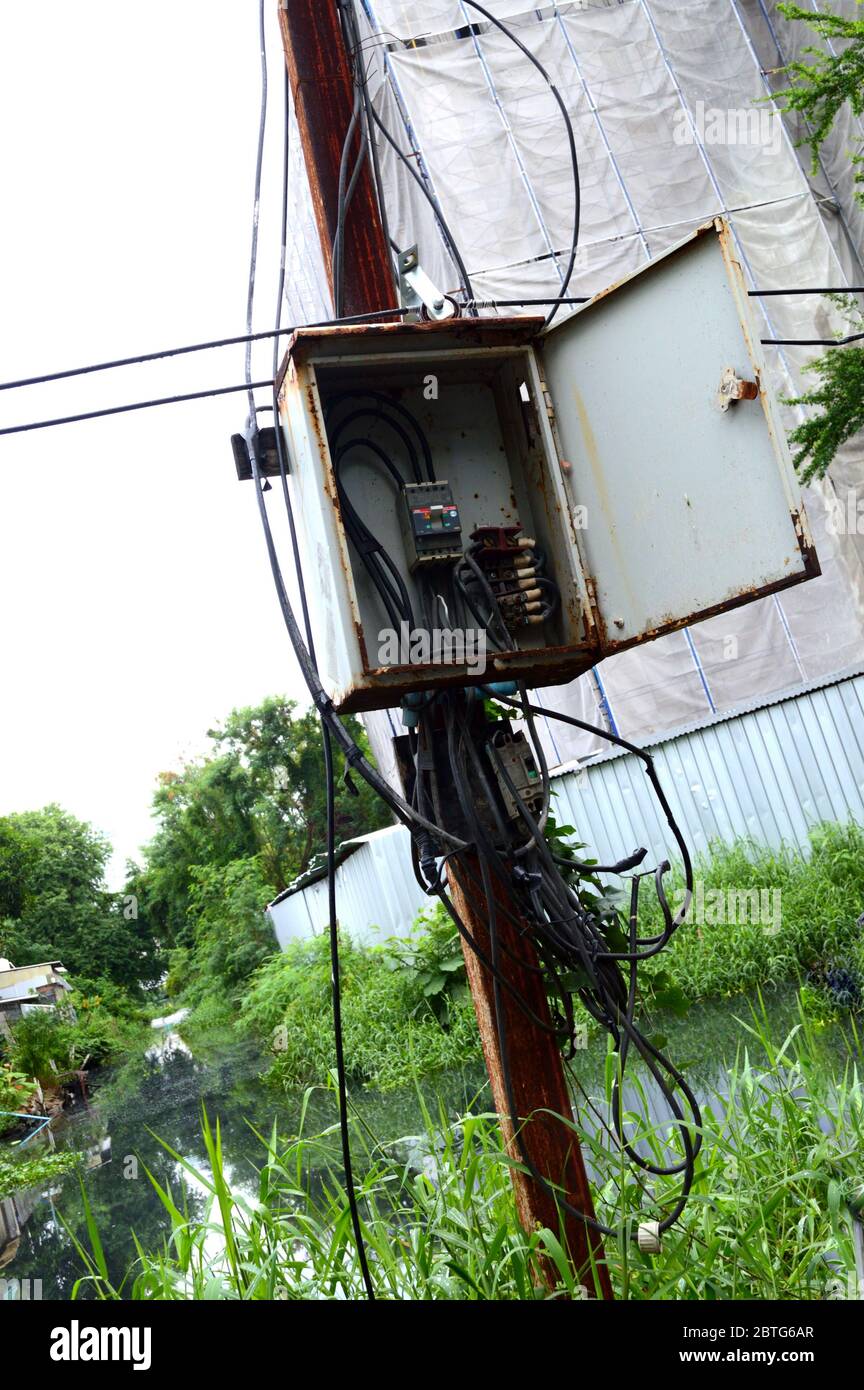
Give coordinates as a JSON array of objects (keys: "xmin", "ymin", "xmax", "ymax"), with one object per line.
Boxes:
[
  {"xmin": 767, "ymin": 6, "xmax": 864, "ymax": 480},
  {"xmin": 785, "ymin": 293, "xmax": 864, "ymax": 483},
  {"xmin": 773, "ymin": 2, "xmax": 864, "ymax": 203}
]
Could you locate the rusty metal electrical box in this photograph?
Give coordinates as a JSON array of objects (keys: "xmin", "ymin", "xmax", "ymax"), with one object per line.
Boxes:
[{"xmin": 276, "ymin": 218, "xmax": 818, "ymax": 713}]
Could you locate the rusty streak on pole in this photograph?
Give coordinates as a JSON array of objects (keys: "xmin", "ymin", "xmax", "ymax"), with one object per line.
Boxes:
[
  {"xmin": 279, "ymin": 0, "xmax": 612, "ymax": 1299},
  {"xmin": 278, "ymin": 0, "xmax": 396, "ymax": 319},
  {"xmin": 449, "ymin": 861, "xmax": 613, "ymax": 1298}
]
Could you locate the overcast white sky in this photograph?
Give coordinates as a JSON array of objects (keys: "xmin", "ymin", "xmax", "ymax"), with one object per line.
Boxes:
[{"xmin": 0, "ymin": 4, "xmax": 310, "ymax": 886}]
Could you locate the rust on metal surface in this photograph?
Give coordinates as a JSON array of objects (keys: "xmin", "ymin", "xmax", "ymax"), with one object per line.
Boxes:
[
  {"xmin": 331, "ymin": 644, "xmax": 600, "ymax": 713},
  {"xmin": 790, "ymin": 508, "xmax": 820, "ymax": 577},
  {"xmin": 598, "ymin": 533, "xmax": 821, "ymax": 661},
  {"xmin": 278, "ymin": 2, "xmax": 397, "ymax": 319},
  {"xmin": 279, "ymin": 315, "xmax": 546, "ymax": 384}
]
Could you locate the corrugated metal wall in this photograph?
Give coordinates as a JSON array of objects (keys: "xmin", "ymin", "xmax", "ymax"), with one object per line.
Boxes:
[{"xmin": 268, "ymin": 668, "xmax": 864, "ymax": 949}]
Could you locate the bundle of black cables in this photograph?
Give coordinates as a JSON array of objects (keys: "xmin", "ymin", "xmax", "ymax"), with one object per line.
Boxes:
[
  {"xmin": 323, "ymin": 389, "xmax": 453, "ymax": 634},
  {"xmin": 409, "ymin": 684, "xmax": 702, "ymax": 1241}
]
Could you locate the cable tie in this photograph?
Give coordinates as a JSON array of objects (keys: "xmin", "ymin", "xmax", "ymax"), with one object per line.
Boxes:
[
  {"xmin": 342, "ymin": 767, "xmax": 360, "ymax": 798},
  {"xmin": 343, "ymin": 744, "xmax": 365, "ymax": 770}
]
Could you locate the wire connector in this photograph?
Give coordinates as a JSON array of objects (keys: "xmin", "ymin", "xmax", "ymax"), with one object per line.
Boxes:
[{"xmin": 637, "ymin": 1221, "xmax": 662, "ymax": 1254}]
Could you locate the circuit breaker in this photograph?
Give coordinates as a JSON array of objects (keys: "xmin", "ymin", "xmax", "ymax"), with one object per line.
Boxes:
[
  {"xmin": 399, "ymin": 482, "xmax": 463, "ymax": 570},
  {"xmin": 488, "ymin": 722, "xmax": 544, "ymax": 823},
  {"xmin": 274, "ymin": 218, "xmax": 818, "ymax": 713}
]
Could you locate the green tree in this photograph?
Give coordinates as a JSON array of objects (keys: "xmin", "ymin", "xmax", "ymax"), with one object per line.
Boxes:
[
  {"xmin": 174, "ymin": 856, "xmax": 278, "ymax": 1005},
  {"xmin": 0, "ymin": 816, "xmax": 35, "ymax": 920},
  {"xmin": 129, "ymin": 696, "xmax": 391, "ymax": 1006},
  {"xmin": 774, "ymin": 3, "xmax": 864, "ymax": 201},
  {"xmin": 130, "ymin": 696, "xmax": 390, "ymax": 950},
  {"xmin": 211, "ymin": 697, "xmax": 389, "ymax": 887},
  {"xmin": 771, "ymin": 3, "xmax": 864, "ymax": 479},
  {"xmin": 0, "ymin": 805, "xmax": 162, "ymax": 991}
]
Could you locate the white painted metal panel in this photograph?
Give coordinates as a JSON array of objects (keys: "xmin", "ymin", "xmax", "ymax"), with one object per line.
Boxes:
[{"xmin": 540, "ymin": 220, "xmax": 818, "ymax": 648}]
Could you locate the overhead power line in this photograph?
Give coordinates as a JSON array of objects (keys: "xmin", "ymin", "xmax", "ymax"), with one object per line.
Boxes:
[
  {"xmin": 748, "ymin": 286, "xmax": 864, "ymax": 295},
  {"xmin": 0, "ymin": 380, "xmax": 275, "ymax": 437},
  {"xmin": 0, "ymin": 308, "xmax": 407, "ymax": 396},
  {"xmin": 3, "ymin": 290, "xmax": 864, "ymax": 435}
]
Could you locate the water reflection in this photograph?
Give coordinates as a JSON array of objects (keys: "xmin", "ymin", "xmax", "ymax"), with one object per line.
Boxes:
[{"xmin": 2, "ymin": 985, "xmax": 859, "ymax": 1299}]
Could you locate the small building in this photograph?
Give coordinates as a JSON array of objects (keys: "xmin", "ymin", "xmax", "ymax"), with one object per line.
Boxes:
[{"xmin": 0, "ymin": 960, "xmax": 73, "ymax": 1042}]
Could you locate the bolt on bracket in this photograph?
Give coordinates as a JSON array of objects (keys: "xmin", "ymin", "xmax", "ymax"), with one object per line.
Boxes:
[
  {"xmin": 398, "ymin": 244, "xmax": 455, "ymax": 322},
  {"xmin": 716, "ymin": 366, "xmax": 759, "ymax": 412}
]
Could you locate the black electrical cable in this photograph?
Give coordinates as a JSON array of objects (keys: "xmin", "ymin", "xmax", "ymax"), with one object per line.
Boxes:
[
  {"xmin": 10, "ymin": 313, "xmax": 857, "ymax": 437},
  {"xmin": 329, "ymin": 406, "xmax": 424, "ymax": 483},
  {"xmin": 762, "ymin": 331, "xmax": 864, "ymax": 347},
  {"xmin": 0, "ymin": 309, "xmax": 413, "ymax": 398},
  {"xmin": 339, "ymin": 1, "xmax": 399, "ymax": 306},
  {"xmin": 749, "ymin": 287, "xmax": 864, "ymax": 295},
  {"xmin": 326, "ymin": 390, "xmax": 436, "ymax": 481},
  {"xmin": 333, "ymin": 438, "xmax": 417, "ymax": 628},
  {"xmin": 0, "ymin": 380, "xmax": 277, "ymax": 437},
  {"xmin": 248, "ymin": 11, "xmax": 375, "ymax": 1299},
  {"xmin": 341, "ymin": 0, "xmax": 479, "ymax": 314},
  {"xmin": 465, "ymin": 297, "xmax": 589, "ymax": 309},
  {"xmin": 333, "ymin": 87, "xmax": 361, "ymax": 317},
  {"xmin": 246, "ymin": 425, "xmax": 466, "ymax": 843},
  {"xmin": 442, "ymin": 719, "xmax": 618, "ymax": 1241},
  {"xmin": 358, "ymin": 98, "xmax": 478, "ymax": 312},
  {"xmin": 322, "ymin": 721, "xmax": 376, "ymax": 1300},
  {"xmin": 333, "ymin": 81, "xmax": 366, "ymax": 317},
  {"xmin": 421, "ymin": 686, "xmax": 701, "ymax": 1239},
  {"xmin": 245, "ymin": 0, "xmax": 268, "ymax": 412},
  {"xmin": 8, "ymin": 285, "xmax": 864, "ymax": 402},
  {"xmin": 460, "ymin": 2, "xmax": 580, "ymax": 330},
  {"xmin": 273, "ymin": 66, "xmax": 291, "ymax": 380},
  {"xmin": 9, "ymin": 288, "xmax": 863, "ymax": 414}
]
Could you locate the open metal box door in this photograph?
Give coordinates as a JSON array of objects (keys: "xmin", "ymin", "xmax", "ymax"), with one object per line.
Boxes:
[{"xmin": 538, "ymin": 218, "xmax": 818, "ymax": 654}]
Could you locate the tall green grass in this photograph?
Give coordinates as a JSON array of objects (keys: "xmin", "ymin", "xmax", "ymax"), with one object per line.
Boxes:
[
  {"xmin": 234, "ymin": 823, "xmax": 864, "ymax": 1090},
  {"xmin": 69, "ymin": 1001, "xmax": 864, "ymax": 1300},
  {"xmin": 640, "ymin": 821, "xmax": 864, "ymax": 1004}
]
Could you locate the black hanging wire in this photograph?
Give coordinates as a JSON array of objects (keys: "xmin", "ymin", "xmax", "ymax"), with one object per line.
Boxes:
[
  {"xmin": 245, "ymin": 0, "xmax": 269, "ymax": 415},
  {"xmin": 4, "ymin": 291, "xmax": 862, "ymax": 418},
  {"xmin": 335, "ymin": 1, "xmax": 399, "ymax": 317},
  {"xmin": 264, "ymin": 22, "xmax": 377, "ymax": 1302},
  {"xmin": 416, "ymin": 688, "xmax": 702, "ymax": 1242},
  {"xmin": 459, "ymin": 2, "xmax": 581, "ymax": 328},
  {"xmin": 341, "ymin": 0, "xmax": 477, "ymax": 311}
]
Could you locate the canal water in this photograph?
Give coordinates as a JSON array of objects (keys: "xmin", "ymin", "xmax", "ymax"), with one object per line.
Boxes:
[{"xmin": 2, "ymin": 985, "xmax": 858, "ymax": 1299}]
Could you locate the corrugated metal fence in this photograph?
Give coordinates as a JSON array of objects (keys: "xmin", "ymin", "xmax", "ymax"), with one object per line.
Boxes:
[{"xmin": 268, "ymin": 667, "xmax": 864, "ymax": 950}]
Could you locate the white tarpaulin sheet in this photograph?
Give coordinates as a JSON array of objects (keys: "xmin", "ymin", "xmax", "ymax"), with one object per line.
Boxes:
[{"xmin": 282, "ymin": 0, "xmax": 864, "ymax": 775}]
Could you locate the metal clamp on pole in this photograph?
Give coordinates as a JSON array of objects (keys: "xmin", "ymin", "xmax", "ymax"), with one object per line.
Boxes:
[{"xmin": 398, "ymin": 244, "xmax": 457, "ymax": 322}]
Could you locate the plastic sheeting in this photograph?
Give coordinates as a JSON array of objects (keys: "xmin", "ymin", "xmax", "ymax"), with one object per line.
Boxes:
[{"xmin": 282, "ymin": 1, "xmax": 864, "ymax": 777}]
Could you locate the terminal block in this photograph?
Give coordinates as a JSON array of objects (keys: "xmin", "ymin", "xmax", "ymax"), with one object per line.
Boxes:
[
  {"xmin": 469, "ymin": 523, "xmax": 553, "ymax": 630},
  {"xmin": 400, "ymin": 481, "xmax": 463, "ymax": 571}
]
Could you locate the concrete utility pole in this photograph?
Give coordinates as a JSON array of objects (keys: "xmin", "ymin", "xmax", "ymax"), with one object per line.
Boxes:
[{"xmin": 278, "ymin": 0, "xmax": 613, "ymax": 1300}]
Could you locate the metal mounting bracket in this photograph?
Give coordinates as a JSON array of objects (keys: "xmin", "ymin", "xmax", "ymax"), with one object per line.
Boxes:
[
  {"xmin": 716, "ymin": 365, "xmax": 759, "ymax": 412},
  {"xmin": 398, "ymin": 244, "xmax": 455, "ymax": 322}
]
